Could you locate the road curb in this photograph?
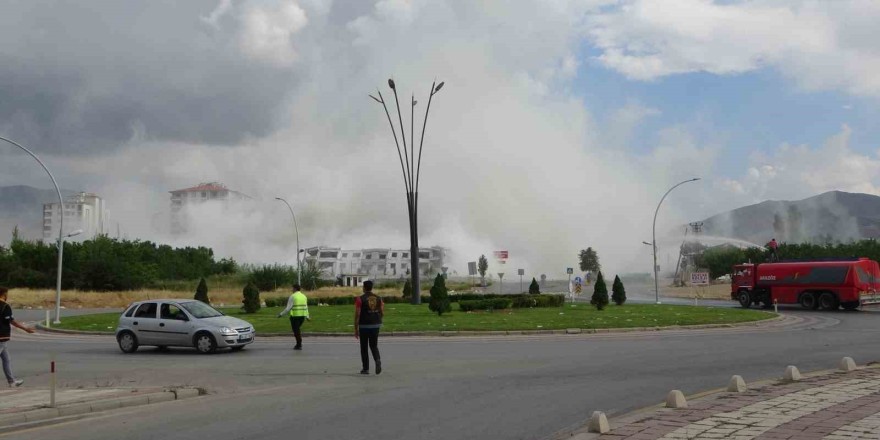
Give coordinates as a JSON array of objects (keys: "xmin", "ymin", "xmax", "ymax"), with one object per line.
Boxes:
[
  {"xmin": 0, "ymin": 388, "xmax": 202, "ymax": 434},
  {"xmin": 557, "ymin": 364, "xmax": 880, "ymax": 440},
  {"xmin": 38, "ymin": 312, "xmax": 781, "ymax": 338}
]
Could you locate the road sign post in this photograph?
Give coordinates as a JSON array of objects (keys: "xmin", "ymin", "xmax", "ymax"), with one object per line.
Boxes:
[
  {"xmin": 518, "ymin": 268, "xmax": 525, "ymax": 293},
  {"xmin": 497, "ymin": 272, "xmax": 504, "ymax": 295}
]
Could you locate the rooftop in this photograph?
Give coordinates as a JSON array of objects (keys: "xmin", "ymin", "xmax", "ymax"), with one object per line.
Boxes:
[{"xmin": 169, "ymin": 182, "xmax": 229, "ymax": 194}]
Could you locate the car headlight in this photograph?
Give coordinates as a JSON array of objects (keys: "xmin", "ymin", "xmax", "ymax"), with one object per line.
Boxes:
[{"xmin": 219, "ymin": 327, "xmax": 238, "ymax": 336}]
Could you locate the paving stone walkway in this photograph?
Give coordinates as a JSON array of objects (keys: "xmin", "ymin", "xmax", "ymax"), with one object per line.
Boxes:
[{"xmin": 595, "ymin": 367, "xmax": 880, "ymax": 440}]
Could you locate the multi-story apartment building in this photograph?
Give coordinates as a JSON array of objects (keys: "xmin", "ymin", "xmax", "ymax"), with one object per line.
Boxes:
[
  {"xmin": 169, "ymin": 182, "xmax": 250, "ymax": 234},
  {"xmin": 304, "ymin": 246, "xmax": 447, "ymax": 285},
  {"xmin": 42, "ymin": 192, "xmax": 107, "ymax": 240}
]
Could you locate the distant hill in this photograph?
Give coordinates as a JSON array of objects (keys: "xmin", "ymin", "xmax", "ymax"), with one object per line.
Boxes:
[
  {"xmin": 700, "ymin": 191, "xmax": 880, "ymax": 245},
  {"xmin": 0, "ymin": 185, "xmax": 77, "ymax": 242}
]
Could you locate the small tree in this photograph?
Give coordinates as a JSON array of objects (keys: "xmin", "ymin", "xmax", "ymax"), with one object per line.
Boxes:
[
  {"xmin": 478, "ymin": 255, "xmax": 488, "ymax": 286},
  {"xmin": 528, "ymin": 277, "xmax": 540, "ymax": 294},
  {"xmin": 194, "ymin": 277, "xmax": 209, "ymax": 304},
  {"xmin": 428, "ymin": 273, "xmax": 451, "ymax": 316},
  {"xmin": 578, "ymin": 248, "xmax": 601, "ymax": 273},
  {"xmin": 611, "ymin": 275, "xmax": 626, "ymax": 306},
  {"xmin": 590, "ymin": 271, "xmax": 609, "ymax": 311},
  {"xmin": 402, "ymin": 279, "xmax": 413, "ymax": 299},
  {"xmin": 242, "ymin": 282, "xmax": 261, "ymax": 313}
]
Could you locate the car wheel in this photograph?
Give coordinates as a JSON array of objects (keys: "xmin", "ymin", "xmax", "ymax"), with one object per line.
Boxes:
[
  {"xmin": 231, "ymin": 346, "xmax": 245, "ymax": 352},
  {"xmin": 800, "ymin": 292, "xmax": 818, "ymax": 310},
  {"xmin": 194, "ymin": 332, "xmax": 217, "ymax": 354},
  {"xmin": 737, "ymin": 291, "xmax": 751, "ymax": 308},
  {"xmin": 819, "ymin": 292, "xmax": 839, "ymax": 311},
  {"xmin": 117, "ymin": 332, "xmax": 139, "ymax": 354}
]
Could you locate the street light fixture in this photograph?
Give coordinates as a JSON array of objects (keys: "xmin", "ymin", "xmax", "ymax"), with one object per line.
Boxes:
[
  {"xmin": 274, "ymin": 197, "xmax": 301, "ymax": 286},
  {"xmin": 651, "ymin": 178, "xmax": 701, "ymax": 304},
  {"xmin": 370, "ymin": 78, "xmax": 445, "ymax": 305},
  {"xmin": 0, "ymin": 136, "xmax": 69, "ymax": 324}
]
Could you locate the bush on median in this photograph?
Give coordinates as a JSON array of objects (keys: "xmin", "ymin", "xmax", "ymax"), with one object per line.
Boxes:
[{"xmin": 459, "ymin": 298, "xmax": 513, "ymax": 312}]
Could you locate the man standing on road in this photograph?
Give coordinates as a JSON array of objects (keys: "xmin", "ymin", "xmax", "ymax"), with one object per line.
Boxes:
[
  {"xmin": 354, "ymin": 280, "xmax": 383, "ymax": 375},
  {"xmin": 277, "ymin": 284, "xmax": 309, "ymax": 350},
  {"xmin": 0, "ymin": 286, "xmax": 35, "ymax": 387}
]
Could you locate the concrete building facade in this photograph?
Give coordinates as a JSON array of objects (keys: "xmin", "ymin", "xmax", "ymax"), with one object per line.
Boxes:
[
  {"xmin": 42, "ymin": 192, "xmax": 107, "ymax": 240},
  {"xmin": 169, "ymin": 182, "xmax": 250, "ymax": 234},
  {"xmin": 304, "ymin": 246, "xmax": 447, "ymax": 283}
]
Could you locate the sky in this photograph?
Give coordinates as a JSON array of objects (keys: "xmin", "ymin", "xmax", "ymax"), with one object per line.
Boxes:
[{"xmin": 1, "ymin": 0, "xmax": 879, "ymax": 276}]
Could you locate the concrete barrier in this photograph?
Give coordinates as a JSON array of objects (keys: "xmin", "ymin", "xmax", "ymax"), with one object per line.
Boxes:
[
  {"xmin": 173, "ymin": 388, "xmax": 201, "ymax": 400},
  {"xmin": 839, "ymin": 357, "xmax": 857, "ymax": 372},
  {"xmin": 587, "ymin": 411, "xmax": 610, "ymax": 433},
  {"xmin": 727, "ymin": 375, "xmax": 747, "ymax": 392},
  {"xmin": 665, "ymin": 390, "xmax": 687, "ymax": 409},
  {"xmin": 783, "ymin": 365, "xmax": 801, "ymax": 382}
]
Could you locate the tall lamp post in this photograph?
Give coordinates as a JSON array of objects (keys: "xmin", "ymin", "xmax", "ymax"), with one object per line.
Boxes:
[
  {"xmin": 0, "ymin": 136, "xmax": 69, "ymax": 324},
  {"xmin": 370, "ymin": 78, "xmax": 444, "ymax": 305},
  {"xmin": 275, "ymin": 197, "xmax": 301, "ymax": 286},
  {"xmin": 651, "ymin": 178, "xmax": 701, "ymax": 304}
]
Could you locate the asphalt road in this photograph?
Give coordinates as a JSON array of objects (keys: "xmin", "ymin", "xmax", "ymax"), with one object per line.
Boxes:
[{"xmin": 2, "ymin": 308, "xmax": 878, "ymax": 440}]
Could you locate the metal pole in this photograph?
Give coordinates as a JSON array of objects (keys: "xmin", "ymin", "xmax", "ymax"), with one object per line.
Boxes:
[
  {"xmin": 0, "ymin": 136, "xmax": 65, "ymax": 323},
  {"xmin": 275, "ymin": 198, "xmax": 301, "ymax": 286},
  {"xmin": 652, "ymin": 178, "xmax": 701, "ymax": 304}
]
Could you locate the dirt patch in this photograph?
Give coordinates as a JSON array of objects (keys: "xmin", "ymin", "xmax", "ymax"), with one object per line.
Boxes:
[{"xmin": 661, "ymin": 283, "xmax": 731, "ymax": 300}]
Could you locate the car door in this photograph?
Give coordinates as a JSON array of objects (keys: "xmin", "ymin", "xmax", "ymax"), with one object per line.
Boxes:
[
  {"xmin": 131, "ymin": 302, "xmax": 160, "ymax": 345},
  {"xmin": 158, "ymin": 302, "xmax": 193, "ymax": 346}
]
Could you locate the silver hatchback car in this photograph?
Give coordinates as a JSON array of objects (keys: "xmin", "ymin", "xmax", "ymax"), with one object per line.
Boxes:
[{"xmin": 116, "ymin": 299, "xmax": 255, "ymax": 354}]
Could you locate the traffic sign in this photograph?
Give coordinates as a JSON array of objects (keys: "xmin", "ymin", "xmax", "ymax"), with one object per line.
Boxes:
[
  {"xmin": 517, "ymin": 269, "xmax": 525, "ymax": 276},
  {"xmin": 467, "ymin": 262, "xmax": 477, "ymax": 276},
  {"xmin": 574, "ymin": 276, "xmax": 583, "ymax": 284},
  {"xmin": 494, "ymin": 251, "xmax": 508, "ymax": 264},
  {"xmin": 566, "ymin": 268, "xmax": 573, "ymax": 274}
]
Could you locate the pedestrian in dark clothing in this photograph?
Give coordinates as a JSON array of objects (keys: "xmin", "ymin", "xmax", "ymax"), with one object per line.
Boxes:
[
  {"xmin": 0, "ymin": 286, "xmax": 35, "ymax": 387},
  {"xmin": 768, "ymin": 238, "xmax": 779, "ymax": 262},
  {"xmin": 354, "ymin": 281, "xmax": 383, "ymax": 375}
]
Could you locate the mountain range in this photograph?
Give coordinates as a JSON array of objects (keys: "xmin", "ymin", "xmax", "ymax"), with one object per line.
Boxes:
[{"xmin": 699, "ymin": 191, "xmax": 880, "ymax": 246}]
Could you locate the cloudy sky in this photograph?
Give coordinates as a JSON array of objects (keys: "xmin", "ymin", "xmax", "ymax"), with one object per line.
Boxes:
[{"xmin": 1, "ymin": 0, "xmax": 879, "ymax": 275}]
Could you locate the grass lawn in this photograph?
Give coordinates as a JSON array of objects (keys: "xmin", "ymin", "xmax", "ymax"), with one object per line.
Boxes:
[{"xmin": 53, "ymin": 303, "xmax": 774, "ymax": 334}]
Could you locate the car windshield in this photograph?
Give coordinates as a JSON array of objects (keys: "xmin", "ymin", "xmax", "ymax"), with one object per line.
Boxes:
[{"xmin": 179, "ymin": 301, "xmax": 223, "ymax": 319}]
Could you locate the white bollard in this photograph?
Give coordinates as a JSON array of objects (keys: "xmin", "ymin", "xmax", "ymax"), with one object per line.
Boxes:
[
  {"xmin": 727, "ymin": 375, "xmax": 747, "ymax": 392},
  {"xmin": 666, "ymin": 390, "xmax": 688, "ymax": 409},
  {"xmin": 839, "ymin": 357, "xmax": 857, "ymax": 372},
  {"xmin": 588, "ymin": 411, "xmax": 610, "ymax": 433},
  {"xmin": 45, "ymin": 310, "xmax": 50, "ymax": 328},
  {"xmin": 774, "ymin": 299, "xmax": 778, "ymax": 313},
  {"xmin": 783, "ymin": 365, "xmax": 801, "ymax": 382},
  {"xmin": 49, "ymin": 356, "xmax": 56, "ymax": 408}
]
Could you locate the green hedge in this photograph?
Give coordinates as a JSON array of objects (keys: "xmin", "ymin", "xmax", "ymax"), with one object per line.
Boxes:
[
  {"xmin": 265, "ymin": 294, "xmax": 563, "ymax": 309},
  {"xmin": 459, "ymin": 298, "xmax": 513, "ymax": 311}
]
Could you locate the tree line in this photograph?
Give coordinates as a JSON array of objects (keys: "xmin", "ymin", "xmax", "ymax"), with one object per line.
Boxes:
[{"xmin": 0, "ymin": 232, "xmax": 236, "ymax": 291}]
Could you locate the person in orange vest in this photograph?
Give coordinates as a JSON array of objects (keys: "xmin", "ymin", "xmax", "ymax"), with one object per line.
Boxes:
[{"xmin": 354, "ymin": 280, "xmax": 384, "ymax": 375}]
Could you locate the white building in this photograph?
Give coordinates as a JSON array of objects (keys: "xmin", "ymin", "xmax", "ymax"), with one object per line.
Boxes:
[
  {"xmin": 169, "ymin": 182, "xmax": 250, "ymax": 234},
  {"xmin": 305, "ymin": 246, "xmax": 447, "ymax": 284},
  {"xmin": 42, "ymin": 192, "xmax": 107, "ymax": 240}
]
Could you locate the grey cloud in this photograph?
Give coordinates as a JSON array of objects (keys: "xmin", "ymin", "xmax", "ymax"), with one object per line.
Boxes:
[{"xmin": 0, "ymin": 0, "xmax": 300, "ymax": 154}]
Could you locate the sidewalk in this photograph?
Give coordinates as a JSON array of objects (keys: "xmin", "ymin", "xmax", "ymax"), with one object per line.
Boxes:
[
  {"xmin": 578, "ymin": 365, "xmax": 880, "ymax": 440},
  {"xmin": 0, "ymin": 386, "xmax": 202, "ymax": 432}
]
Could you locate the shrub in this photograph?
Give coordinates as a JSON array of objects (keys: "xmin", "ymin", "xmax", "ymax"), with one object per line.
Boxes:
[
  {"xmin": 459, "ymin": 298, "xmax": 512, "ymax": 311},
  {"xmin": 242, "ymin": 282, "xmax": 261, "ymax": 313},
  {"xmin": 194, "ymin": 277, "xmax": 209, "ymax": 304},
  {"xmin": 611, "ymin": 275, "xmax": 626, "ymax": 305},
  {"xmin": 591, "ymin": 271, "xmax": 609, "ymax": 311},
  {"xmin": 510, "ymin": 294, "xmax": 564, "ymax": 308},
  {"xmin": 528, "ymin": 277, "xmax": 540, "ymax": 294},
  {"xmin": 428, "ymin": 274, "xmax": 451, "ymax": 316},
  {"xmin": 402, "ymin": 279, "xmax": 413, "ymax": 299},
  {"xmin": 248, "ymin": 264, "xmax": 296, "ymax": 292}
]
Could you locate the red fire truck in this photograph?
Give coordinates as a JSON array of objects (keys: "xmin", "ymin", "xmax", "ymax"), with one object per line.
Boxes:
[{"xmin": 731, "ymin": 258, "xmax": 880, "ymax": 310}]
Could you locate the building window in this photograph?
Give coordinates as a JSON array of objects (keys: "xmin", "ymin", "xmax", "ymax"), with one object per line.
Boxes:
[
  {"xmin": 379, "ymin": 253, "xmax": 387, "ymax": 259},
  {"xmin": 392, "ymin": 252, "xmax": 397, "ymax": 258},
  {"xmin": 342, "ymin": 253, "xmax": 348, "ymax": 258},
  {"xmin": 366, "ymin": 254, "xmax": 372, "ymax": 259},
  {"xmin": 402, "ymin": 253, "xmax": 409, "ymax": 258},
  {"xmin": 419, "ymin": 251, "xmax": 430, "ymax": 259},
  {"xmin": 353, "ymin": 253, "xmax": 361, "ymax": 258}
]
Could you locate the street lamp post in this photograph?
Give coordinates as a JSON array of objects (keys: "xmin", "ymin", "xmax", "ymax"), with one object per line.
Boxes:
[
  {"xmin": 275, "ymin": 197, "xmax": 301, "ymax": 286},
  {"xmin": 0, "ymin": 136, "xmax": 69, "ymax": 324},
  {"xmin": 370, "ymin": 78, "xmax": 444, "ymax": 305},
  {"xmin": 651, "ymin": 178, "xmax": 701, "ymax": 304}
]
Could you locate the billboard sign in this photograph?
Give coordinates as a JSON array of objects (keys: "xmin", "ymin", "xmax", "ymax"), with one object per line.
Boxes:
[
  {"xmin": 467, "ymin": 262, "xmax": 477, "ymax": 276},
  {"xmin": 690, "ymin": 272, "xmax": 710, "ymax": 285},
  {"xmin": 493, "ymin": 251, "xmax": 508, "ymax": 264}
]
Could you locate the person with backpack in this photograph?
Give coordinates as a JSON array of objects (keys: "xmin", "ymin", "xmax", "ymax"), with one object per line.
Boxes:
[
  {"xmin": 354, "ymin": 280, "xmax": 383, "ymax": 375},
  {"xmin": 0, "ymin": 286, "xmax": 35, "ymax": 387}
]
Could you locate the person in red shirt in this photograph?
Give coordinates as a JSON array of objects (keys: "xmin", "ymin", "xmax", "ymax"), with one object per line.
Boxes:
[
  {"xmin": 354, "ymin": 280, "xmax": 383, "ymax": 375},
  {"xmin": 0, "ymin": 287, "xmax": 35, "ymax": 387}
]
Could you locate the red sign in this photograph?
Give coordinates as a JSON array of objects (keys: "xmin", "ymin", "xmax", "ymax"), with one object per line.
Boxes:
[{"xmin": 493, "ymin": 251, "xmax": 508, "ymax": 263}]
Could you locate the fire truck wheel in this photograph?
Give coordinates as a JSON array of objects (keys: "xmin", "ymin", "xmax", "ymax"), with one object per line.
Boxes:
[
  {"xmin": 737, "ymin": 291, "xmax": 751, "ymax": 308},
  {"xmin": 799, "ymin": 293, "xmax": 818, "ymax": 310},
  {"xmin": 818, "ymin": 292, "xmax": 839, "ymax": 311}
]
